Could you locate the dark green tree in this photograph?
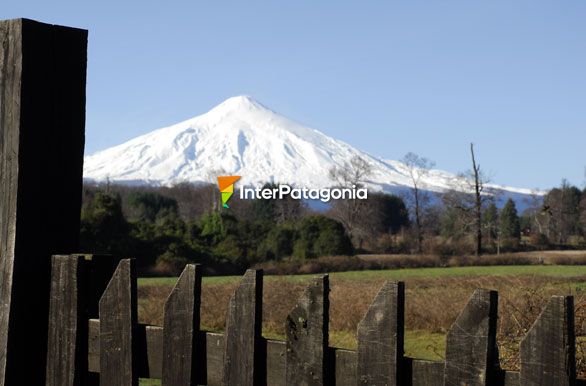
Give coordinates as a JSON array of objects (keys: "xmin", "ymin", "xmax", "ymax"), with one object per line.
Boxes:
[
  {"xmin": 293, "ymin": 215, "xmax": 353, "ymax": 259},
  {"xmin": 235, "ymin": 219, "xmax": 272, "ymax": 264},
  {"xmin": 543, "ymin": 181, "xmax": 582, "ymax": 244},
  {"xmin": 250, "ymin": 182, "xmax": 278, "ymax": 222},
  {"xmin": 439, "ymin": 206, "xmax": 467, "ymax": 240},
  {"xmin": 127, "ymin": 191, "xmax": 178, "ymax": 222},
  {"xmin": 80, "ymin": 192, "xmax": 130, "ymax": 255},
  {"xmin": 500, "ymin": 198, "xmax": 520, "ymax": 240},
  {"xmin": 200, "ymin": 212, "xmax": 238, "ymax": 244},
  {"xmin": 257, "ymin": 226, "xmax": 295, "ymax": 261},
  {"xmin": 371, "ymin": 193, "xmax": 410, "ymax": 234},
  {"xmin": 581, "ymin": 187, "xmax": 586, "ymax": 237},
  {"xmin": 483, "ymin": 202, "xmax": 499, "ymax": 249}
]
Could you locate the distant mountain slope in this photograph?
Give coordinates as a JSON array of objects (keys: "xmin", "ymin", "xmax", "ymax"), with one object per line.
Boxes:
[{"xmin": 83, "ymin": 96, "xmax": 540, "ymax": 208}]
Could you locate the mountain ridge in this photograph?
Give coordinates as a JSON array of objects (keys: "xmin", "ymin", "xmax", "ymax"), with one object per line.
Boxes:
[{"xmin": 83, "ymin": 96, "xmax": 540, "ymax": 208}]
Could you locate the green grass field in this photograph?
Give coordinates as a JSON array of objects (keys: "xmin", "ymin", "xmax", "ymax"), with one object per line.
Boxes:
[{"xmin": 138, "ymin": 264, "xmax": 586, "ymax": 287}]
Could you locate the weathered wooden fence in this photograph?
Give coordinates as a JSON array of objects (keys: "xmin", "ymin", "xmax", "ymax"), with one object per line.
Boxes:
[{"xmin": 45, "ymin": 256, "xmax": 580, "ymax": 386}]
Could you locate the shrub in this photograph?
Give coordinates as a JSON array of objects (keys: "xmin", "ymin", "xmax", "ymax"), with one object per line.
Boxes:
[
  {"xmin": 293, "ymin": 215, "xmax": 353, "ymax": 259},
  {"xmin": 530, "ymin": 233, "xmax": 550, "ymax": 250},
  {"xmin": 426, "ymin": 237, "xmax": 475, "ymax": 257},
  {"xmin": 213, "ymin": 235, "xmax": 246, "ymax": 266},
  {"xmin": 257, "ymin": 227, "xmax": 295, "ymax": 261}
]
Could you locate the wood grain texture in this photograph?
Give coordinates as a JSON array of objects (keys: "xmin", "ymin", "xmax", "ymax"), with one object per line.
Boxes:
[
  {"xmin": 520, "ymin": 296, "xmax": 575, "ymax": 386},
  {"xmin": 206, "ymin": 332, "xmax": 224, "ymax": 386},
  {"xmin": 162, "ymin": 264, "xmax": 202, "ymax": 386},
  {"xmin": 411, "ymin": 360, "xmax": 444, "ymax": 386},
  {"xmin": 99, "ymin": 259, "xmax": 138, "ymax": 386},
  {"xmin": 357, "ymin": 281, "xmax": 404, "ymax": 385},
  {"xmin": 222, "ymin": 269, "xmax": 263, "ymax": 386},
  {"xmin": 0, "ymin": 19, "xmax": 22, "ymax": 384},
  {"xmin": 286, "ymin": 274, "xmax": 329, "ymax": 386},
  {"xmin": 266, "ymin": 339, "xmax": 286, "ymax": 385},
  {"xmin": 335, "ymin": 349, "xmax": 357, "ymax": 386},
  {"xmin": 0, "ymin": 18, "xmax": 87, "ymax": 385},
  {"xmin": 45, "ymin": 255, "xmax": 87, "ymax": 386},
  {"xmin": 444, "ymin": 288, "xmax": 499, "ymax": 386}
]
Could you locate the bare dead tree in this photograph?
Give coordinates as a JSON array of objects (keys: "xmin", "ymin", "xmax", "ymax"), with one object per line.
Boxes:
[
  {"xmin": 576, "ymin": 167, "xmax": 586, "ymax": 238},
  {"xmin": 328, "ymin": 156, "xmax": 372, "ymax": 248},
  {"xmin": 442, "ymin": 143, "xmax": 491, "ymax": 255},
  {"xmin": 204, "ymin": 167, "xmax": 228, "ymax": 212},
  {"xmin": 329, "ymin": 156, "xmax": 372, "ymax": 188},
  {"xmin": 470, "ymin": 143, "xmax": 483, "ymax": 256},
  {"xmin": 401, "ymin": 152, "xmax": 435, "ymax": 252},
  {"xmin": 274, "ymin": 192, "xmax": 305, "ymax": 222}
]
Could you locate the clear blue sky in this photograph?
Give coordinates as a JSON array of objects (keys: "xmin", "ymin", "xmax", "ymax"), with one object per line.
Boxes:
[{"xmin": 4, "ymin": 1, "xmax": 586, "ymax": 190}]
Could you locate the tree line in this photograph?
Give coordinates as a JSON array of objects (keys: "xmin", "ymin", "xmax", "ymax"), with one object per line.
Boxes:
[
  {"xmin": 79, "ymin": 180, "xmax": 410, "ymax": 275},
  {"xmin": 79, "ymin": 147, "xmax": 586, "ymax": 275}
]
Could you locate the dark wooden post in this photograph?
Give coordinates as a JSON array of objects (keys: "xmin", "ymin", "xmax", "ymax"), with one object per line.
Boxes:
[
  {"xmin": 99, "ymin": 259, "xmax": 138, "ymax": 386},
  {"xmin": 222, "ymin": 269, "xmax": 264, "ymax": 386},
  {"xmin": 162, "ymin": 264, "xmax": 202, "ymax": 386},
  {"xmin": 286, "ymin": 274, "xmax": 329, "ymax": 386},
  {"xmin": 44, "ymin": 254, "xmax": 115, "ymax": 386},
  {"xmin": 444, "ymin": 288, "xmax": 499, "ymax": 386},
  {"xmin": 356, "ymin": 281, "xmax": 405, "ymax": 385},
  {"xmin": 520, "ymin": 295, "xmax": 575, "ymax": 386},
  {"xmin": 45, "ymin": 255, "xmax": 87, "ymax": 386},
  {"xmin": 0, "ymin": 18, "xmax": 87, "ymax": 385}
]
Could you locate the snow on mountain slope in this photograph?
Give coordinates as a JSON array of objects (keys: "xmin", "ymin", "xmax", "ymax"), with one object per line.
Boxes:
[{"xmin": 83, "ymin": 96, "xmax": 540, "ymax": 207}]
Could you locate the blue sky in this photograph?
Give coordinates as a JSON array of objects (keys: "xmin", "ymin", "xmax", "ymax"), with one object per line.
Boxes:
[{"xmin": 4, "ymin": 1, "xmax": 586, "ymax": 190}]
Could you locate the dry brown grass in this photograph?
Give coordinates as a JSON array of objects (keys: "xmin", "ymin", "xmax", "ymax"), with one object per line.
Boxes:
[
  {"xmin": 253, "ymin": 251, "xmax": 586, "ymax": 275},
  {"xmin": 137, "ymin": 274, "xmax": 586, "ymax": 376}
]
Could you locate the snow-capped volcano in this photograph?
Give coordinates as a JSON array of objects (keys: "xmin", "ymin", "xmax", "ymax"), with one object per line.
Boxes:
[{"xmin": 83, "ymin": 96, "xmax": 539, "ymax": 206}]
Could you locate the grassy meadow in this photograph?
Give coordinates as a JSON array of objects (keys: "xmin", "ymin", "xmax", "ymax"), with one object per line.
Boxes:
[{"xmin": 137, "ymin": 264, "xmax": 586, "ymax": 382}]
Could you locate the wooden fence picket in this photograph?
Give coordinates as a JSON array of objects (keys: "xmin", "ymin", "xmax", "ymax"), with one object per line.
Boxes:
[
  {"xmin": 443, "ymin": 288, "xmax": 499, "ymax": 386},
  {"xmin": 520, "ymin": 295, "xmax": 576, "ymax": 386},
  {"xmin": 286, "ymin": 274, "xmax": 329, "ymax": 386},
  {"xmin": 99, "ymin": 259, "xmax": 138, "ymax": 386},
  {"xmin": 46, "ymin": 255, "xmax": 87, "ymax": 386},
  {"xmin": 357, "ymin": 281, "xmax": 405, "ymax": 385},
  {"xmin": 162, "ymin": 264, "xmax": 202, "ymax": 386},
  {"xmin": 222, "ymin": 269, "xmax": 264, "ymax": 386}
]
